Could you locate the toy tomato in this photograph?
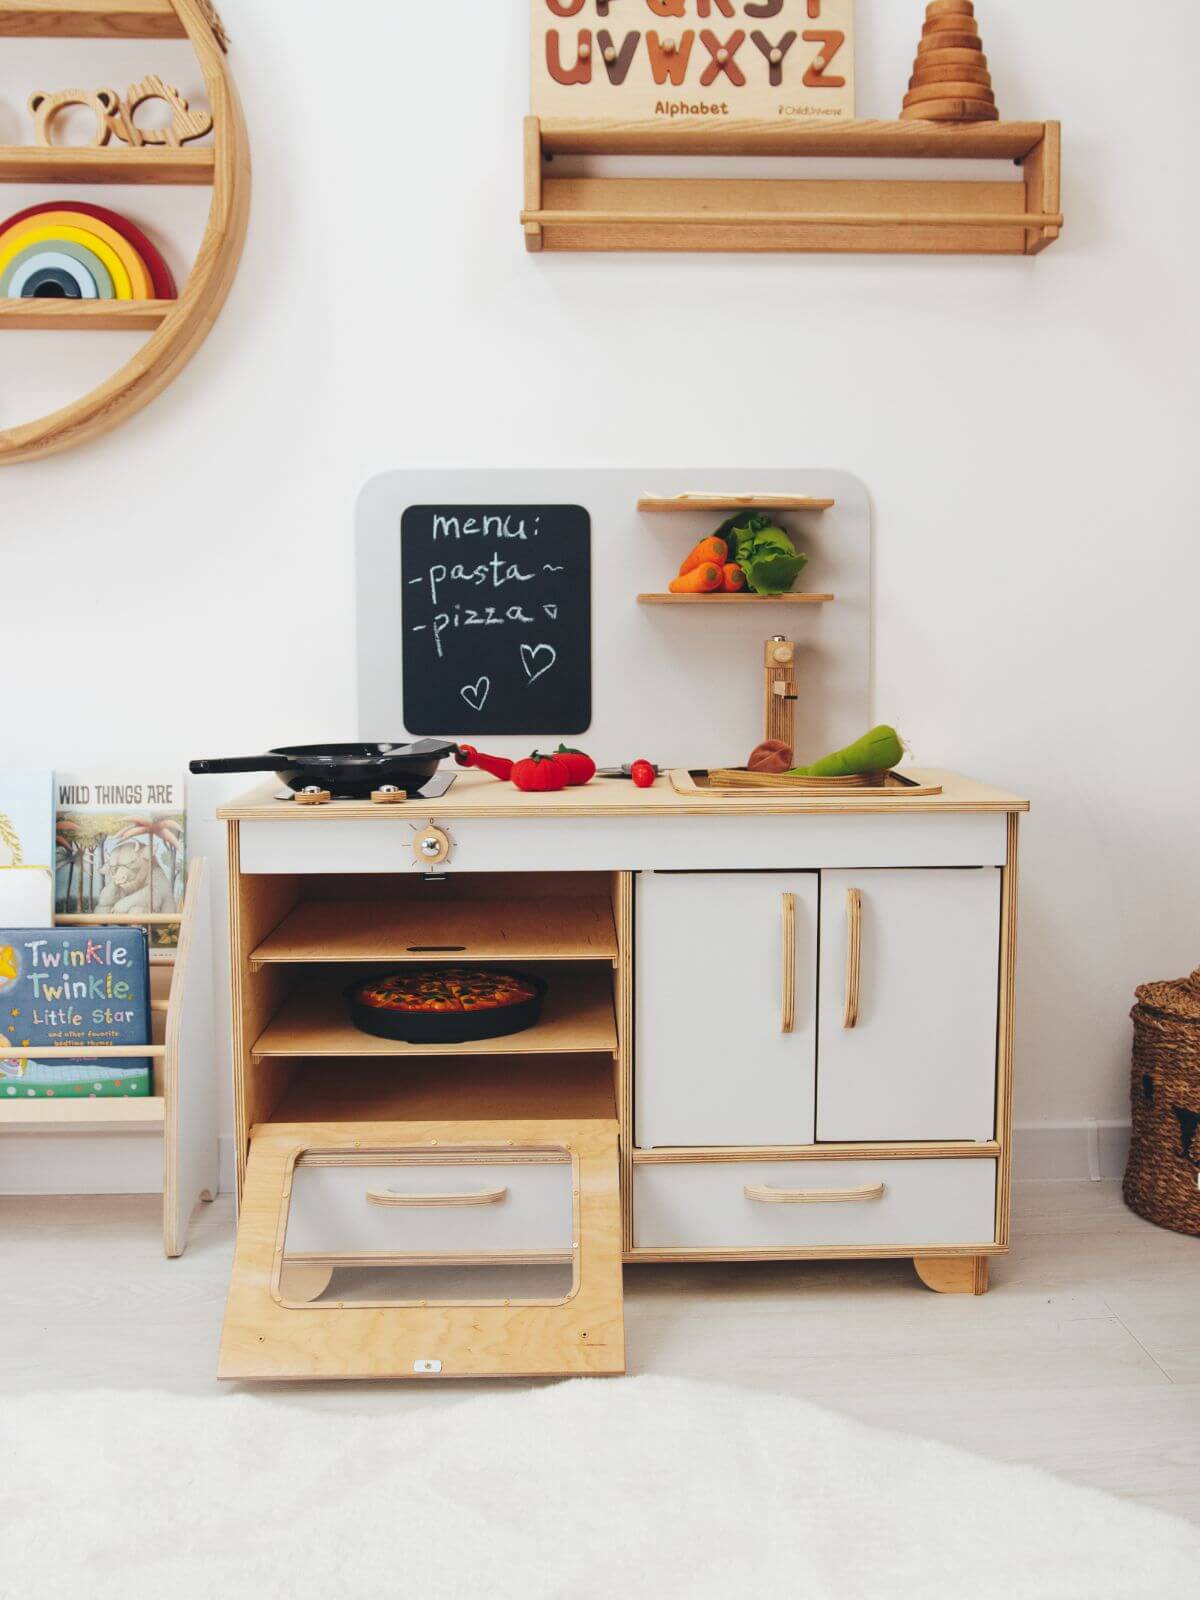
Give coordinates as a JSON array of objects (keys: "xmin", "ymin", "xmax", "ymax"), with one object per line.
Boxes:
[
  {"xmin": 511, "ymin": 752, "xmax": 570, "ymax": 793},
  {"xmin": 630, "ymin": 760, "xmax": 656, "ymax": 789},
  {"xmin": 554, "ymin": 744, "xmax": 596, "ymax": 786}
]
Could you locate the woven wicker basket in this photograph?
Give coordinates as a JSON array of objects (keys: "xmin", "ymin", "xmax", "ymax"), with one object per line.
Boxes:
[{"xmin": 1123, "ymin": 968, "xmax": 1200, "ymax": 1237}]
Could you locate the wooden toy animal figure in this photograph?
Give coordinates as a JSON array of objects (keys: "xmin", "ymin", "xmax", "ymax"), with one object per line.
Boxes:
[
  {"xmin": 96, "ymin": 840, "xmax": 177, "ymax": 915},
  {"xmin": 28, "ymin": 88, "xmax": 124, "ymax": 148},
  {"xmin": 120, "ymin": 76, "xmax": 213, "ymax": 148}
]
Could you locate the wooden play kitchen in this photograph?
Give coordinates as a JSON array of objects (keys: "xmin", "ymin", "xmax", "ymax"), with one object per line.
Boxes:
[
  {"xmin": 217, "ymin": 769, "xmax": 1025, "ymax": 1381},
  {"xmin": 210, "ymin": 468, "xmax": 1028, "ymax": 1381}
]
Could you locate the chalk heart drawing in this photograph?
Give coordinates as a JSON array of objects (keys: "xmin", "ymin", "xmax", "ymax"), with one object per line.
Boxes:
[
  {"xmin": 460, "ymin": 677, "xmax": 490, "ymax": 713},
  {"xmin": 520, "ymin": 643, "xmax": 557, "ymax": 686},
  {"xmin": 544, "ymin": 604, "xmax": 559, "ymax": 621}
]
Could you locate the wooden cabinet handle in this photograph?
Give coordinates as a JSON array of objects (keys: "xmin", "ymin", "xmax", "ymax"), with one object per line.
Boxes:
[
  {"xmin": 781, "ymin": 891, "xmax": 797, "ymax": 1034},
  {"xmin": 843, "ymin": 887, "xmax": 863, "ymax": 1029},
  {"xmin": 366, "ymin": 1187, "xmax": 508, "ymax": 1208},
  {"xmin": 745, "ymin": 1182, "xmax": 886, "ymax": 1205}
]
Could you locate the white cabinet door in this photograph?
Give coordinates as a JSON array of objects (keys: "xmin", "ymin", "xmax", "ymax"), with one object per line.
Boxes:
[
  {"xmin": 817, "ymin": 869, "xmax": 1001, "ymax": 1143},
  {"xmin": 636, "ymin": 872, "xmax": 819, "ymax": 1148}
]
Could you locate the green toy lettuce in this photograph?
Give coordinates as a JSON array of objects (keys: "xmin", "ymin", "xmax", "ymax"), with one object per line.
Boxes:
[{"xmin": 714, "ymin": 512, "xmax": 808, "ymax": 596}]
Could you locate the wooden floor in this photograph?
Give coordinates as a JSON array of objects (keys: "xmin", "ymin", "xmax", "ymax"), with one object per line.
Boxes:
[{"xmin": 2, "ymin": 1180, "xmax": 1197, "ymax": 1524}]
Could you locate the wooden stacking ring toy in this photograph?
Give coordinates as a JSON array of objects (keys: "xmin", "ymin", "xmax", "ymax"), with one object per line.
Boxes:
[{"xmin": 902, "ymin": 0, "xmax": 1002, "ymax": 123}]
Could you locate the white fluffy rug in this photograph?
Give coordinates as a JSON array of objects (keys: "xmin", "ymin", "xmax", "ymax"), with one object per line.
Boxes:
[{"xmin": 2, "ymin": 1377, "xmax": 1196, "ymax": 1599}]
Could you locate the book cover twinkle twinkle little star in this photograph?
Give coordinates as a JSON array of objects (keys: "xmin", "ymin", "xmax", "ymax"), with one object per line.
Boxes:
[{"xmin": 0, "ymin": 927, "xmax": 152, "ymax": 1099}]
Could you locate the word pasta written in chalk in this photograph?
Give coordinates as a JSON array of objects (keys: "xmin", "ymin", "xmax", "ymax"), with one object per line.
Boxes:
[
  {"xmin": 400, "ymin": 504, "xmax": 592, "ymax": 737},
  {"xmin": 531, "ymin": 0, "xmax": 855, "ymax": 123}
]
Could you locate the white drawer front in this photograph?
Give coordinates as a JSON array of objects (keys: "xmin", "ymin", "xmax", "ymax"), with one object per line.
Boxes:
[
  {"xmin": 285, "ymin": 1157, "xmax": 573, "ymax": 1256},
  {"xmin": 237, "ymin": 812, "xmax": 1009, "ymax": 875},
  {"xmin": 633, "ymin": 1158, "xmax": 996, "ymax": 1251}
]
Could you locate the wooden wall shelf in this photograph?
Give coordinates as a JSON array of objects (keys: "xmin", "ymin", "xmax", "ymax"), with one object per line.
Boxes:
[
  {"xmin": 0, "ymin": 0, "xmax": 186, "ymax": 36},
  {"xmin": 638, "ymin": 593, "xmax": 834, "ymax": 607},
  {"xmin": 0, "ymin": 146, "xmax": 215, "ymax": 184},
  {"xmin": 639, "ymin": 495, "xmax": 834, "ymax": 514},
  {"xmin": 0, "ymin": 0, "xmax": 247, "ymax": 464},
  {"xmin": 522, "ymin": 117, "xmax": 1061, "ymax": 256},
  {"xmin": 0, "ymin": 299, "xmax": 173, "ymax": 330}
]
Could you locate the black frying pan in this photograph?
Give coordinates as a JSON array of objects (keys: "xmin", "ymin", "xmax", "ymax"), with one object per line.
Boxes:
[{"xmin": 189, "ymin": 741, "xmax": 460, "ymax": 798}]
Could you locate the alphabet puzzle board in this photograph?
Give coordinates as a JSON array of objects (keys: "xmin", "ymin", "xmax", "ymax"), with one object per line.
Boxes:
[{"xmin": 530, "ymin": 0, "xmax": 855, "ymax": 126}]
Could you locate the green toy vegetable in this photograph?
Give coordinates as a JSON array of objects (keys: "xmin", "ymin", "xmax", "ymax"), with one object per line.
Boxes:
[
  {"xmin": 713, "ymin": 512, "xmax": 808, "ymax": 597},
  {"xmin": 790, "ymin": 726, "xmax": 905, "ymax": 778}
]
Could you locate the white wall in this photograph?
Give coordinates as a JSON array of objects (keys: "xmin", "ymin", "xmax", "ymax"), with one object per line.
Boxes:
[{"xmin": 3, "ymin": 1, "xmax": 1198, "ymax": 1160}]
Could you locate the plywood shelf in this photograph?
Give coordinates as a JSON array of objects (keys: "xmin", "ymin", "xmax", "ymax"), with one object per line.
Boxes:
[
  {"xmin": 639, "ymin": 495, "xmax": 834, "ymax": 514},
  {"xmin": 265, "ymin": 1056, "xmax": 617, "ymax": 1127},
  {"xmin": 0, "ymin": 145, "xmax": 214, "ymax": 185},
  {"xmin": 523, "ymin": 117, "xmax": 1062, "ymax": 256},
  {"xmin": 0, "ymin": 1095, "xmax": 165, "ymax": 1129},
  {"xmin": 0, "ymin": 299, "xmax": 172, "ymax": 330},
  {"xmin": 250, "ymin": 896, "xmax": 618, "ymax": 970},
  {"xmin": 638, "ymin": 593, "xmax": 834, "ymax": 607},
  {"xmin": 252, "ymin": 970, "xmax": 617, "ymax": 1060},
  {"xmin": 539, "ymin": 118, "xmax": 1052, "ymax": 161},
  {"xmin": 0, "ymin": 0, "xmax": 184, "ymax": 36}
]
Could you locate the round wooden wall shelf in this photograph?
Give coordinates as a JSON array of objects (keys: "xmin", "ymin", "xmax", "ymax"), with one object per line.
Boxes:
[{"xmin": 0, "ymin": 0, "xmax": 250, "ymax": 465}]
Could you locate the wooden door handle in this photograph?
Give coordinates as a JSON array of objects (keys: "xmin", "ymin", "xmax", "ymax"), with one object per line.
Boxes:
[
  {"xmin": 781, "ymin": 891, "xmax": 797, "ymax": 1034},
  {"xmin": 745, "ymin": 1182, "xmax": 886, "ymax": 1205},
  {"xmin": 843, "ymin": 887, "xmax": 863, "ymax": 1029},
  {"xmin": 366, "ymin": 1187, "xmax": 508, "ymax": 1208}
]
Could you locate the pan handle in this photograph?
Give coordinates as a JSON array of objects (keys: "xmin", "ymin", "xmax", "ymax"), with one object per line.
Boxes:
[{"xmin": 188, "ymin": 755, "xmax": 279, "ymax": 775}]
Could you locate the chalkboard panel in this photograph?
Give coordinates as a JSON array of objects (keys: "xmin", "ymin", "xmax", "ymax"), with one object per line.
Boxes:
[{"xmin": 400, "ymin": 504, "xmax": 592, "ymax": 737}]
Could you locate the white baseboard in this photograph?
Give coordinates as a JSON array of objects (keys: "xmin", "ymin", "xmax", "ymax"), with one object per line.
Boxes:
[
  {"xmin": 1011, "ymin": 1121, "xmax": 1131, "ymax": 1183},
  {"xmin": 4, "ymin": 1123, "xmax": 1134, "ymax": 1198}
]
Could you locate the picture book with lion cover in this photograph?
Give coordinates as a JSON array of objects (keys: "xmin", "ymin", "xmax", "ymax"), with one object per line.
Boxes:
[{"xmin": 55, "ymin": 773, "xmax": 185, "ymax": 961}]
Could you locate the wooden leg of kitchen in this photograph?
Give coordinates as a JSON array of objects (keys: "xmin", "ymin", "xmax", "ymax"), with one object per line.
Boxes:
[{"xmin": 913, "ymin": 1255, "xmax": 990, "ymax": 1296}]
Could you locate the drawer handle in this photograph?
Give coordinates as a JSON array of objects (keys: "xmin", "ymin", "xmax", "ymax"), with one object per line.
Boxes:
[
  {"xmin": 366, "ymin": 1187, "xmax": 509, "ymax": 1208},
  {"xmin": 781, "ymin": 891, "xmax": 797, "ymax": 1034},
  {"xmin": 843, "ymin": 887, "xmax": 863, "ymax": 1029},
  {"xmin": 744, "ymin": 1182, "xmax": 886, "ymax": 1205}
]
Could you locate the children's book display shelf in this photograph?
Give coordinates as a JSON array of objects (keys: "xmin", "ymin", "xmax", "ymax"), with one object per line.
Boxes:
[
  {"xmin": 0, "ymin": 855, "xmax": 216, "ymax": 1256},
  {"xmin": 0, "ymin": 0, "xmax": 249, "ymax": 464},
  {"xmin": 522, "ymin": 117, "xmax": 1062, "ymax": 256}
]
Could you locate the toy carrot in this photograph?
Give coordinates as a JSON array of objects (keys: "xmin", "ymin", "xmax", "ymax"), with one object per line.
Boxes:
[
  {"xmin": 678, "ymin": 536, "xmax": 728, "ymax": 576},
  {"xmin": 669, "ymin": 563, "xmax": 723, "ymax": 594},
  {"xmin": 721, "ymin": 563, "xmax": 746, "ymax": 592}
]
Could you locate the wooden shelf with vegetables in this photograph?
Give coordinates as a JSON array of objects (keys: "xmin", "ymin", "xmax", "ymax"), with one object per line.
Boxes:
[
  {"xmin": 638, "ymin": 593, "xmax": 834, "ymax": 607},
  {"xmin": 645, "ymin": 506, "xmax": 830, "ymax": 604},
  {"xmin": 638, "ymin": 495, "xmax": 835, "ymax": 515}
]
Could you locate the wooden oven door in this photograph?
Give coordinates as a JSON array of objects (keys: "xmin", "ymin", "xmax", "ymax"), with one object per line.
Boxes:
[{"xmin": 219, "ymin": 1119, "xmax": 624, "ymax": 1381}]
